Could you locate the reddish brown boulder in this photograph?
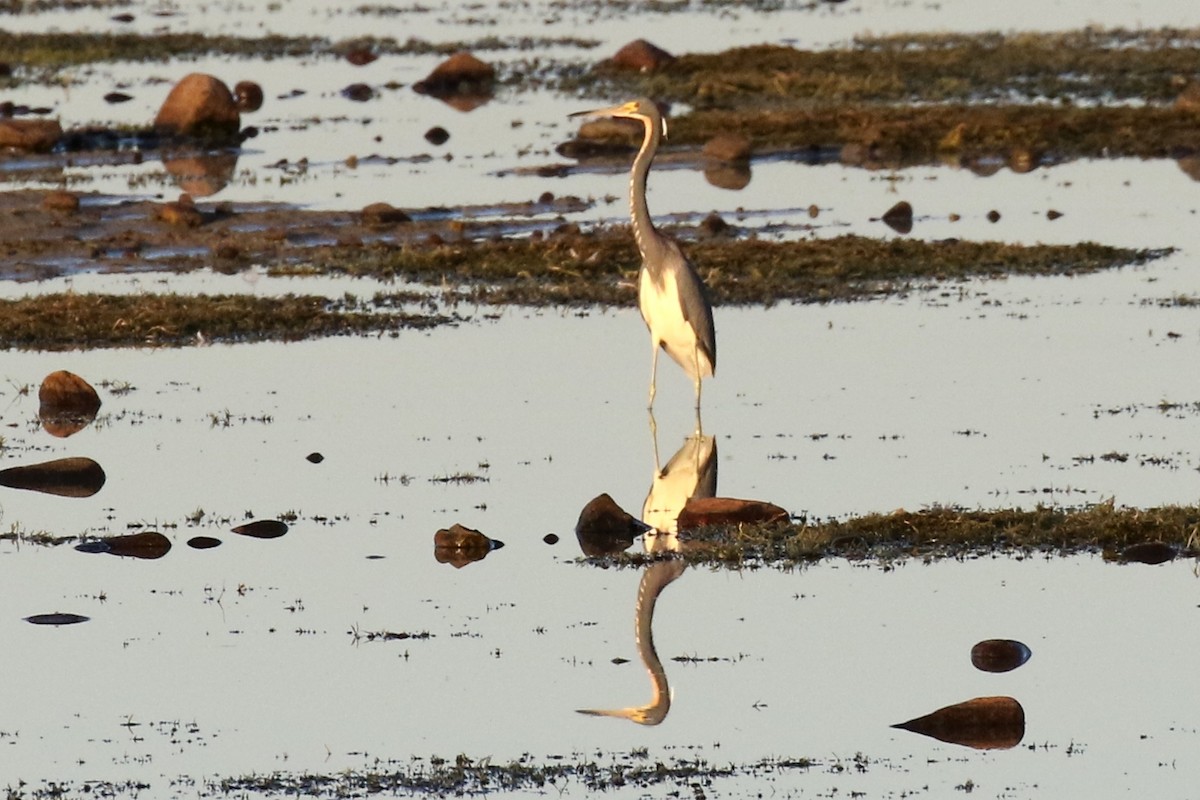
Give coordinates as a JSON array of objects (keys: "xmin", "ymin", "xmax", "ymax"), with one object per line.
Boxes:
[
  {"xmin": 609, "ymin": 39, "xmax": 675, "ymax": 72},
  {"xmin": 0, "ymin": 457, "xmax": 106, "ymax": 497},
  {"xmin": 434, "ymin": 523, "xmax": 503, "ymax": 568},
  {"xmin": 0, "ymin": 118, "xmax": 62, "ymax": 152},
  {"xmin": 970, "ymin": 639, "xmax": 1032, "ymax": 673},
  {"xmin": 157, "ymin": 194, "xmax": 204, "ymax": 227},
  {"xmin": 676, "ymin": 497, "xmax": 789, "ymax": 531},
  {"xmin": 575, "ymin": 493, "xmax": 649, "ymax": 556},
  {"xmin": 361, "ymin": 202, "xmax": 410, "ymax": 225},
  {"xmin": 153, "ymin": 73, "xmax": 241, "ymax": 140},
  {"xmin": 413, "ymin": 52, "xmax": 495, "ymax": 97},
  {"xmin": 39, "ymin": 370, "xmax": 101, "ymax": 436}
]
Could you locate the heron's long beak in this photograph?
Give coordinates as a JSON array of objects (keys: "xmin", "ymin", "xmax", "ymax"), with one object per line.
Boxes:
[{"xmin": 568, "ymin": 100, "xmax": 637, "ymax": 120}]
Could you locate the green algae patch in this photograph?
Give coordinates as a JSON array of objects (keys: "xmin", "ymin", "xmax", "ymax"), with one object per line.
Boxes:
[
  {"xmin": 0, "ymin": 292, "xmax": 452, "ymax": 351},
  {"xmin": 624, "ymin": 503, "xmax": 1200, "ymax": 568},
  {"xmin": 304, "ymin": 232, "xmax": 1168, "ymax": 306}
]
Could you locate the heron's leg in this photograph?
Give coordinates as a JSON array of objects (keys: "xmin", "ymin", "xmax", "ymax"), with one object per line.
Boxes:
[
  {"xmin": 694, "ymin": 403, "xmax": 703, "ymax": 437},
  {"xmin": 648, "ymin": 408, "xmax": 661, "ymax": 474},
  {"xmin": 647, "ymin": 342, "xmax": 659, "ymax": 409},
  {"xmin": 691, "ymin": 347, "xmax": 703, "ymax": 417}
]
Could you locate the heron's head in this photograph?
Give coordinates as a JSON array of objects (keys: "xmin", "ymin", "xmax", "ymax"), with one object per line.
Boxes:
[{"xmin": 570, "ymin": 97, "xmax": 668, "ymax": 138}]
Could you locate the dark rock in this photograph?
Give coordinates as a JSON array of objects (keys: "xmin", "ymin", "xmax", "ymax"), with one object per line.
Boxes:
[
  {"xmin": 0, "ymin": 119, "xmax": 62, "ymax": 152},
  {"xmin": 104, "ymin": 91, "xmax": 133, "ymax": 104},
  {"xmin": 543, "ymin": 533, "xmax": 559, "ymax": 545},
  {"xmin": 434, "ymin": 523, "xmax": 503, "ymax": 568},
  {"xmin": 187, "ymin": 536, "xmax": 223, "ymax": 549},
  {"xmin": 24, "ymin": 613, "xmax": 89, "ymax": 626},
  {"xmin": 153, "ymin": 73, "xmax": 241, "ymax": 141},
  {"xmin": 699, "ymin": 212, "xmax": 730, "ymax": 237},
  {"xmin": 575, "ymin": 493, "xmax": 649, "ymax": 556},
  {"xmin": 1119, "ymin": 541, "xmax": 1177, "ymax": 565},
  {"xmin": 424, "ymin": 126, "xmax": 450, "ymax": 145},
  {"xmin": 77, "ymin": 531, "xmax": 171, "ymax": 560},
  {"xmin": 361, "ymin": 201, "xmax": 410, "ymax": 225},
  {"xmin": 342, "ymin": 83, "xmax": 374, "ymax": 102},
  {"xmin": 987, "ymin": 209, "xmax": 1002, "ymax": 223},
  {"xmin": 306, "ymin": 452, "xmax": 325, "ymax": 464},
  {"xmin": 157, "ymin": 196, "xmax": 204, "ymax": 227},
  {"xmin": 413, "ymin": 51, "xmax": 495, "ymax": 98},
  {"xmin": 231, "ymin": 520, "xmax": 289, "ymax": 539},
  {"xmin": 234, "ymin": 81, "xmax": 264, "ymax": 112},
  {"xmin": 881, "ymin": 200, "xmax": 913, "ymax": 234},
  {"xmin": 609, "ymin": 39, "xmax": 675, "ymax": 72},
  {"xmin": 345, "ymin": 49, "xmax": 378, "ymax": 66},
  {"xmin": 892, "ymin": 697, "xmax": 1025, "ymax": 750},
  {"xmin": 1174, "ymin": 81, "xmax": 1200, "ymax": 111},
  {"xmin": 1046, "ymin": 209, "xmax": 1064, "ymax": 220},
  {"xmin": 0, "ymin": 457, "xmax": 106, "ymax": 498},
  {"xmin": 970, "ymin": 639, "xmax": 1032, "ymax": 673}
]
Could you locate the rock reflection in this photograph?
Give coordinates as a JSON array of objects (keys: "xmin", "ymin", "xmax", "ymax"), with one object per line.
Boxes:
[
  {"xmin": 433, "ymin": 522, "xmax": 503, "ymax": 568},
  {"xmin": 0, "ymin": 457, "xmax": 106, "ymax": 497},
  {"xmin": 231, "ymin": 519, "xmax": 288, "ymax": 539},
  {"xmin": 892, "ymin": 696, "xmax": 1025, "ymax": 749},
  {"xmin": 24, "ymin": 613, "xmax": 89, "ymax": 626},
  {"xmin": 163, "ymin": 151, "xmax": 239, "ymax": 197}
]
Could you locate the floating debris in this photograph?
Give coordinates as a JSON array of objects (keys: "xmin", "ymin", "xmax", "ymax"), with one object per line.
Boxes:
[
  {"xmin": 892, "ymin": 696, "xmax": 1025, "ymax": 749},
  {"xmin": 24, "ymin": 613, "xmax": 89, "ymax": 626},
  {"xmin": 0, "ymin": 457, "xmax": 106, "ymax": 498},
  {"xmin": 970, "ymin": 639, "xmax": 1032, "ymax": 673},
  {"xmin": 575, "ymin": 493, "xmax": 649, "ymax": 557},
  {"xmin": 433, "ymin": 523, "xmax": 503, "ymax": 568},
  {"xmin": 231, "ymin": 520, "xmax": 289, "ymax": 539}
]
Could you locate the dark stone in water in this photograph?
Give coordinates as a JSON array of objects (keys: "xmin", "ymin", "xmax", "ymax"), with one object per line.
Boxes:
[
  {"xmin": 575, "ymin": 493, "xmax": 649, "ymax": 557},
  {"xmin": 342, "ymin": 83, "xmax": 374, "ymax": 102},
  {"xmin": 231, "ymin": 520, "xmax": 289, "ymax": 539},
  {"xmin": 187, "ymin": 536, "xmax": 223, "ymax": 550},
  {"xmin": 77, "ymin": 531, "xmax": 172, "ymax": 560},
  {"xmin": 0, "ymin": 456, "xmax": 106, "ymax": 497},
  {"xmin": 970, "ymin": 639, "xmax": 1032, "ymax": 673},
  {"xmin": 434, "ymin": 523, "xmax": 503, "ymax": 568},
  {"xmin": 881, "ymin": 200, "xmax": 913, "ymax": 234},
  {"xmin": 893, "ymin": 696, "xmax": 1025, "ymax": 750},
  {"xmin": 234, "ymin": 81, "xmax": 263, "ymax": 112},
  {"xmin": 306, "ymin": 452, "xmax": 325, "ymax": 464},
  {"xmin": 24, "ymin": 613, "xmax": 90, "ymax": 626},
  {"xmin": 1119, "ymin": 541, "xmax": 1177, "ymax": 565},
  {"xmin": 543, "ymin": 533, "xmax": 559, "ymax": 545},
  {"xmin": 104, "ymin": 91, "xmax": 134, "ymax": 104},
  {"xmin": 424, "ymin": 126, "xmax": 450, "ymax": 145}
]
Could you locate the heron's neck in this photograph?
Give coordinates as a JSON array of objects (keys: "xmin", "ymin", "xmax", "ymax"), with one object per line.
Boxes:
[{"xmin": 629, "ymin": 118, "xmax": 666, "ymax": 268}]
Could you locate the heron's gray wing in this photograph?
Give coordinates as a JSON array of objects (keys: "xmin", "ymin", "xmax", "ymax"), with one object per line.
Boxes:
[{"xmin": 666, "ymin": 243, "xmax": 717, "ymax": 372}]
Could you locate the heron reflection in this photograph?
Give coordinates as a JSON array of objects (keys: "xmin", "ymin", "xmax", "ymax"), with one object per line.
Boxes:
[
  {"xmin": 570, "ymin": 98, "xmax": 716, "ymax": 411},
  {"xmin": 577, "ymin": 417, "xmax": 717, "ymax": 725}
]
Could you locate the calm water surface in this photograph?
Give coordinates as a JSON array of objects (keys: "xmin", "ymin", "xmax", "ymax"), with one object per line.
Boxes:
[{"xmin": 2, "ymin": 0, "xmax": 1199, "ymax": 797}]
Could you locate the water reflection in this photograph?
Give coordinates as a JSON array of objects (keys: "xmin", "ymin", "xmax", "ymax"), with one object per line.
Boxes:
[
  {"xmin": 0, "ymin": 456, "xmax": 106, "ymax": 498},
  {"xmin": 892, "ymin": 696, "xmax": 1026, "ymax": 750},
  {"xmin": 163, "ymin": 151, "xmax": 239, "ymax": 197},
  {"xmin": 75, "ymin": 531, "xmax": 172, "ymax": 560},
  {"xmin": 578, "ymin": 415, "xmax": 718, "ymax": 725},
  {"xmin": 433, "ymin": 522, "xmax": 503, "ymax": 568}
]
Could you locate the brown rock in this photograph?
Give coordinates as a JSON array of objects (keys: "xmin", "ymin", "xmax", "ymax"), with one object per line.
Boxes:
[
  {"xmin": 42, "ymin": 190, "xmax": 80, "ymax": 214},
  {"xmin": 970, "ymin": 639, "xmax": 1032, "ymax": 673},
  {"xmin": 892, "ymin": 696, "xmax": 1025, "ymax": 750},
  {"xmin": 676, "ymin": 497, "xmax": 789, "ymax": 531},
  {"xmin": 342, "ymin": 83, "xmax": 374, "ymax": 102},
  {"xmin": 231, "ymin": 520, "xmax": 289, "ymax": 539},
  {"xmin": 575, "ymin": 493, "xmax": 649, "ymax": 557},
  {"xmin": 413, "ymin": 51, "xmax": 495, "ymax": 97},
  {"xmin": 1174, "ymin": 81, "xmax": 1200, "ymax": 111},
  {"xmin": 234, "ymin": 81, "xmax": 264, "ymax": 112},
  {"xmin": 881, "ymin": 200, "xmax": 913, "ymax": 234},
  {"xmin": 361, "ymin": 201, "xmax": 410, "ymax": 225},
  {"xmin": 434, "ymin": 523, "xmax": 503, "ymax": 568},
  {"xmin": 424, "ymin": 126, "xmax": 450, "ymax": 145},
  {"xmin": 0, "ymin": 457, "xmax": 106, "ymax": 498},
  {"xmin": 38, "ymin": 370, "xmax": 101, "ymax": 436},
  {"xmin": 609, "ymin": 39, "xmax": 675, "ymax": 72},
  {"xmin": 76, "ymin": 531, "xmax": 172, "ymax": 560},
  {"xmin": 0, "ymin": 118, "xmax": 63, "ymax": 152},
  {"xmin": 702, "ymin": 133, "xmax": 751, "ymax": 163},
  {"xmin": 153, "ymin": 73, "xmax": 241, "ymax": 141},
  {"xmin": 345, "ymin": 48, "xmax": 378, "ymax": 66},
  {"xmin": 157, "ymin": 199, "xmax": 204, "ymax": 227}
]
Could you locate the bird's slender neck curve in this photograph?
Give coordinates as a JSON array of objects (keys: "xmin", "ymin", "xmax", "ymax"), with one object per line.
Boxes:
[{"xmin": 629, "ymin": 114, "xmax": 665, "ymax": 269}]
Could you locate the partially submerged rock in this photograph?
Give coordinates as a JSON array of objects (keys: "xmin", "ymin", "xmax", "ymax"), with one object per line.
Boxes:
[
  {"xmin": 881, "ymin": 200, "xmax": 914, "ymax": 234},
  {"xmin": 413, "ymin": 52, "xmax": 495, "ymax": 99},
  {"xmin": 676, "ymin": 497, "xmax": 789, "ymax": 531},
  {"xmin": 38, "ymin": 370, "xmax": 101, "ymax": 437},
  {"xmin": 575, "ymin": 493, "xmax": 649, "ymax": 556},
  {"xmin": 234, "ymin": 80, "xmax": 264, "ymax": 112},
  {"xmin": 0, "ymin": 118, "xmax": 62, "ymax": 152},
  {"xmin": 970, "ymin": 639, "xmax": 1032, "ymax": 673},
  {"xmin": 76, "ymin": 531, "xmax": 172, "ymax": 560},
  {"xmin": 0, "ymin": 456, "xmax": 106, "ymax": 497},
  {"xmin": 892, "ymin": 696, "xmax": 1025, "ymax": 750},
  {"xmin": 24, "ymin": 613, "xmax": 89, "ymax": 626},
  {"xmin": 434, "ymin": 523, "xmax": 503, "ymax": 567},
  {"xmin": 231, "ymin": 519, "xmax": 289, "ymax": 539},
  {"xmin": 608, "ymin": 39, "xmax": 675, "ymax": 72},
  {"xmin": 154, "ymin": 73, "xmax": 241, "ymax": 142},
  {"xmin": 361, "ymin": 202, "xmax": 411, "ymax": 226}
]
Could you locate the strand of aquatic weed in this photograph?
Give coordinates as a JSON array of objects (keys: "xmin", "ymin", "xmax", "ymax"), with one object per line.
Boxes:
[{"xmin": 646, "ymin": 503, "xmax": 1200, "ymax": 567}]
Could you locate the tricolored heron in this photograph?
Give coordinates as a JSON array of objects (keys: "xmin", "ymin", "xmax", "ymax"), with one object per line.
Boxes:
[{"xmin": 570, "ymin": 98, "xmax": 716, "ymax": 411}]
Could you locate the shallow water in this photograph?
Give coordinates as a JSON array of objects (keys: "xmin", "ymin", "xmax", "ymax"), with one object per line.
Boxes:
[{"xmin": 3, "ymin": 0, "xmax": 1200, "ymax": 797}]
